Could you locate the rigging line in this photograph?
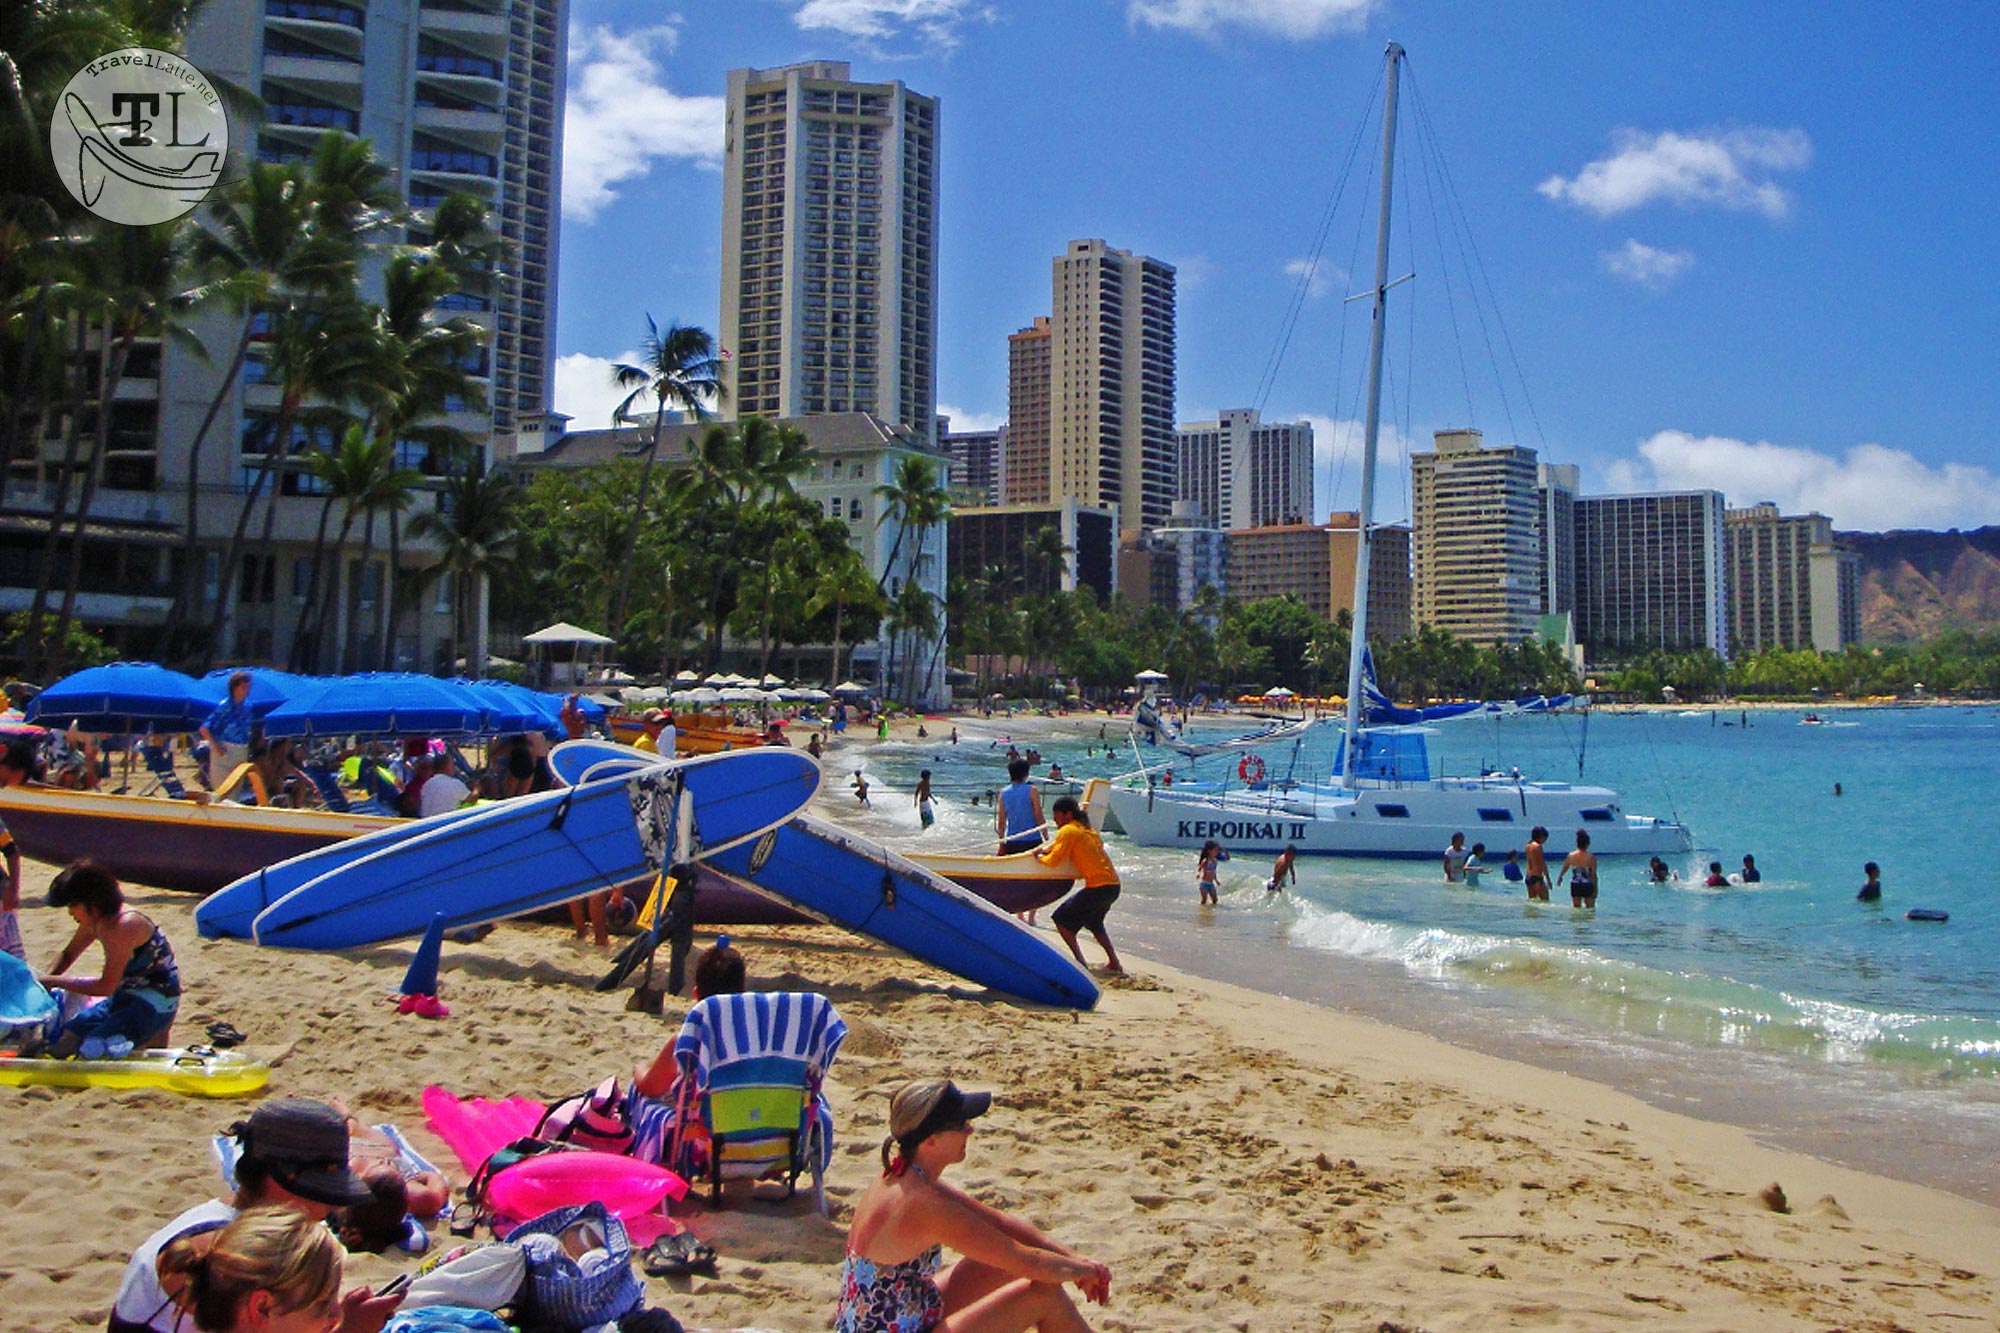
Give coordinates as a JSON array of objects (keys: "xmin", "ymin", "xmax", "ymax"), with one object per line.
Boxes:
[
  {"xmin": 1252, "ymin": 61, "xmax": 1382, "ymax": 414},
  {"xmin": 1408, "ymin": 87, "xmax": 1474, "ymax": 433},
  {"xmin": 1325, "ymin": 104, "xmax": 1387, "ymax": 518},
  {"xmin": 1406, "ymin": 69, "xmax": 1547, "ymax": 451},
  {"xmin": 1633, "ymin": 706, "xmax": 1685, "ymax": 826},
  {"xmin": 1404, "ymin": 72, "xmax": 1517, "ymax": 444}
]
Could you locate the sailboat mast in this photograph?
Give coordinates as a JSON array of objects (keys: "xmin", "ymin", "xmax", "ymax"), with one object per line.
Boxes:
[{"xmin": 1339, "ymin": 41, "xmax": 1405, "ymax": 789}]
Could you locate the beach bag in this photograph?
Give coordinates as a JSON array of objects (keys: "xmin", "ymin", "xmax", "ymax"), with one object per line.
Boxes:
[
  {"xmin": 405, "ymin": 1242, "xmax": 529, "ymax": 1313},
  {"xmin": 505, "ymin": 1202, "xmax": 644, "ymax": 1331},
  {"xmin": 465, "ymin": 1137, "xmax": 579, "ymax": 1211},
  {"xmin": 536, "ymin": 1075, "xmax": 636, "ymax": 1155}
]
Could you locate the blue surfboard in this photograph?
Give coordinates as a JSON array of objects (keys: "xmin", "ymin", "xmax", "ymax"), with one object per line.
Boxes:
[
  {"xmin": 702, "ymin": 814, "xmax": 1100, "ymax": 1010},
  {"xmin": 198, "ymin": 749, "xmax": 819, "ymax": 950},
  {"xmin": 548, "ymin": 737, "xmax": 669, "ymax": 786}
]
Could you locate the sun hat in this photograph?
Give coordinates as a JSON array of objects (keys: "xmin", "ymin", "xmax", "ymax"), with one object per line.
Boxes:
[
  {"xmin": 642, "ymin": 709, "xmax": 666, "ymax": 724},
  {"xmin": 889, "ymin": 1079, "xmax": 992, "ymax": 1150},
  {"xmin": 229, "ymin": 1098, "xmax": 372, "ymax": 1207}
]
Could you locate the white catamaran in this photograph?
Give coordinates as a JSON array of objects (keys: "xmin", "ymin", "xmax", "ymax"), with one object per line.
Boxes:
[{"xmin": 1105, "ymin": 44, "xmax": 1691, "ymax": 860}]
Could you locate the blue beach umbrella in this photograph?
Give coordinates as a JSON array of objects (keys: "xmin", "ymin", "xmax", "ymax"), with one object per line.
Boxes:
[
  {"xmin": 194, "ymin": 666, "xmax": 311, "ymax": 719},
  {"xmin": 457, "ymin": 678, "xmax": 562, "ymax": 735},
  {"xmin": 261, "ymin": 673, "xmax": 488, "ymax": 738},
  {"xmin": 25, "ymin": 661, "xmax": 205, "ymax": 733}
]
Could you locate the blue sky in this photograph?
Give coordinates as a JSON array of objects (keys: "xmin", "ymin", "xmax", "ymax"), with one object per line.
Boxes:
[{"xmin": 549, "ymin": 1, "xmax": 2000, "ymax": 532}]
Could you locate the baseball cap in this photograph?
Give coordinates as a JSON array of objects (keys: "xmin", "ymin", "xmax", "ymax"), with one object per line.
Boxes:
[
  {"xmin": 888, "ymin": 1079, "xmax": 992, "ymax": 1148},
  {"xmin": 230, "ymin": 1098, "xmax": 372, "ymax": 1208}
]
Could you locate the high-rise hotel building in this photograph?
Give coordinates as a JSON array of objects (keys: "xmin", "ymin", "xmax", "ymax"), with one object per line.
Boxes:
[
  {"xmin": 719, "ymin": 63, "xmax": 938, "ymax": 444},
  {"xmin": 1573, "ymin": 491, "xmax": 1729, "ymax": 655},
  {"xmin": 1047, "ymin": 240, "xmax": 1177, "ymax": 534},
  {"xmin": 1177, "ymin": 408, "xmax": 1314, "ymax": 530},
  {"xmin": 1724, "ymin": 503, "xmax": 1860, "ymax": 653},
  {"xmin": 85, "ymin": 0, "xmax": 569, "ymax": 668},
  {"xmin": 1410, "ymin": 428, "xmax": 1542, "ymax": 646},
  {"xmin": 1002, "ymin": 316, "xmax": 1051, "ymax": 504}
]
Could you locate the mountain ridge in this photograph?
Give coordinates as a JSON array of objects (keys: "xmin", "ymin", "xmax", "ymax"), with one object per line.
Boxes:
[{"xmin": 1837, "ymin": 526, "xmax": 2000, "ymax": 643}]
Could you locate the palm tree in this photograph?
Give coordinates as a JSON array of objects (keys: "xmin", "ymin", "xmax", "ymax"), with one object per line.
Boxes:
[
  {"xmin": 340, "ymin": 436, "xmax": 423, "ymax": 672},
  {"xmin": 38, "ymin": 221, "xmax": 200, "ymax": 675},
  {"xmin": 803, "ymin": 548, "xmax": 883, "ymax": 692},
  {"xmin": 290, "ymin": 423, "xmax": 380, "ymax": 670},
  {"xmin": 605, "ymin": 317, "xmax": 722, "ymax": 638},
  {"xmin": 412, "ymin": 461, "xmax": 520, "ymax": 677},
  {"xmin": 1024, "ymin": 523, "xmax": 1072, "ymax": 599},
  {"xmin": 873, "ymin": 455, "xmax": 951, "ymax": 701}
]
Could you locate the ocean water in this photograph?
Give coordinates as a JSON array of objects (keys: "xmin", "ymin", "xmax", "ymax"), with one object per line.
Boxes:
[{"xmin": 819, "ymin": 705, "xmax": 2000, "ymax": 1202}]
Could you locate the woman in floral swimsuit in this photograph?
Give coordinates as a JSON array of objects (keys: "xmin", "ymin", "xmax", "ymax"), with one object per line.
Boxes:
[{"xmin": 835, "ymin": 1079, "xmax": 1111, "ymax": 1333}]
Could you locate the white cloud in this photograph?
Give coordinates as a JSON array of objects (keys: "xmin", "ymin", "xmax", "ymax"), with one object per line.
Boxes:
[
  {"xmin": 937, "ymin": 402, "xmax": 1004, "ymax": 433},
  {"xmin": 1283, "ymin": 257, "xmax": 1336, "ymax": 300},
  {"xmin": 1172, "ymin": 253, "xmax": 1217, "ymax": 293},
  {"xmin": 1538, "ymin": 127, "xmax": 1811, "ymax": 219},
  {"xmin": 553, "ymin": 351, "xmax": 645, "ymax": 430},
  {"xmin": 562, "ymin": 24, "xmax": 723, "ymax": 222},
  {"xmin": 790, "ymin": 0, "xmax": 992, "ymax": 52},
  {"xmin": 1602, "ymin": 430, "xmax": 2000, "ymax": 531},
  {"xmin": 1601, "ymin": 238, "xmax": 1694, "ymax": 291},
  {"xmin": 1129, "ymin": 0, "xmax": 1376, "ymax": 41}
]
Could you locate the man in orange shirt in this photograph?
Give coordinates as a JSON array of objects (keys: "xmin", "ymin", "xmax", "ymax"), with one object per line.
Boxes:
[{"xmin": 1035, "ymin": 796, "xmax": 1124, "ymax": 975}]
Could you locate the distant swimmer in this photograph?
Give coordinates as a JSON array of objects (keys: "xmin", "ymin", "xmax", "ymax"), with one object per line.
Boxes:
[
  {"xmin": 1740, "ymin": 854, "xmax": 1761, "ymax": 884},
  {"xmin": 1462, "ymin": 843, "xmax": 1487, "ymax": 888},
  {"xmin": 1558, "ymin": 830, "xmax": 1598, "ymax": 909},
  {"xmin": 1267, "ymin": 843, "xmax": 1299, "ymax": 894},
  {"xmin": 852, "ymin": 770, "xmax": 872, "ymax": 808},
  {"xmin": 1524, "ymin": 826, "xmax": 1551, "ymax": 902},
  {"xmin": 1858, "ymin": 861, "xmax": 1882, "ymax": 902},
  {"xmin": 1501, "ymin": 849, "xmax": 1523, "ymax": 884},
  {"xmin": 1195, "ymin": 839, "xmax": 1228, "ymax": 906},
  {"xmin": 1442, "ymin": 832, "xmax": 1468, "ymax": 884},
  {"xmin": 1704, "ymin": 861, "xmax": 1730, "ymax": 888},
  {"xmin": 1648, "ymin": 856, "xmax": 1677, "ymax": 883},
  {"xmin": 915, "ymin": 769, "xmax": 935, "ymax": 829},
  {"xmin": 1834, "ymin": 782, "xmax": 1843, "ymax": 797}
]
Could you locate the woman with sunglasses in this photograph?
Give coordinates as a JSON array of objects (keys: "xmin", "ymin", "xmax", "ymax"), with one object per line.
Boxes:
[{"xmin": 836, "ymin": 1079, "xmax": 1111, "ymax": 1333}]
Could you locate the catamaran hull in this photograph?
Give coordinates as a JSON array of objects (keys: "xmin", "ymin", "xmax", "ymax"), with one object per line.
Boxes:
[{"xmin": 1104, "ymin": 781, "xmax": 1691, "ymax": 858}]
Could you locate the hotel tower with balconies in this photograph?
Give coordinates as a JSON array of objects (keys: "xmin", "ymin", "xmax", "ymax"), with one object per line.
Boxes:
[{"xmin": 719, "ymin": 62, "xmax": 939, "ymax": 445}]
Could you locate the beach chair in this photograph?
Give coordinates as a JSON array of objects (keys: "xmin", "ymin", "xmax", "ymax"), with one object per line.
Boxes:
[
  {"xmin": 139, "ymin": 742, "xmax": 192, "ymax": 800},
  {"xmin": 665, "ymin": 991, "xmax": 847, "ymax": 1212},
  {"xmin": 302, "ymin": 764, "xmax": 357, "ymax": 813}
]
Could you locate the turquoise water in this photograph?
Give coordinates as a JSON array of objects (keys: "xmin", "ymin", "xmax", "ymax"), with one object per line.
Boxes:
[{"xmin": 820, "ymin": 705, "xmax": 2000, "ymax": 1197}]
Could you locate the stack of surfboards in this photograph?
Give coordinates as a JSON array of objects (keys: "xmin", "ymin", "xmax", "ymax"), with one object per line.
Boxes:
[{"xmin": 197, "ymin": 744, "xmax": 1098, "ymax": 1010}]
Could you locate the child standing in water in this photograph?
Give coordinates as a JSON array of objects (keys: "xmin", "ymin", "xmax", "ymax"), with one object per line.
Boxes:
[
  {"xmin": 1195, "ymin": 840, "xmax": 1228, "ymax": 905},
  {"xmin": 915, "ymin": 770, "xmax": 936, "ymax": 829}
]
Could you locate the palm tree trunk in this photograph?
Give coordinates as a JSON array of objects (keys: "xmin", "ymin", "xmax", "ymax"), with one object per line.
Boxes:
[
  {"xmin": 606, "ymin": 410, "xmax": 665, "ymax": 640},
  {"xmin": 311, "ymin": 504, "xmax": 361, "ymax": 673},
  {"xmin": 344, "ymin": 507, "xmax": 377, "ymax": 673},
  {"xmin": 828, "ymin": 601, "xmax": 844, "ymax": 692},
  {"xmin": 288, "ymin": 493, "xmax": 338, "ymax": 671},
  {"xmin": 206, "ymin": 402, "xmax": 296, "ymax": 668},
  {"xmin": 23, "ymin": 319, "xmax": 92, "ymax": 671},
  {"xmin": 46, "ymin": 321, "xmax": 132, "ymax": 674},
  {"xmin": 1, "ymin": 280, "xmax": 55, "ymax": 507},
  {"xmin": 162, "ymin": 320, "xmax": 254, "ymax": 656},
  {"xmin": 379, "ymin": 506, "xmax": 402, "ymax": 669}
]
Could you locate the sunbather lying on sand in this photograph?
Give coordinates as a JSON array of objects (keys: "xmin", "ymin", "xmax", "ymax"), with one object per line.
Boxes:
[{"xmin": 836, "ymin": 1078, "xmax": 1111, "ymax": 1333}]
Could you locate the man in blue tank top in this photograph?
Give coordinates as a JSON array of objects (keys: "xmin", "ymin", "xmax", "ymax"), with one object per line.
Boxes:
[{"xmin": 995, "ymin": 758, "xmax": 1042, "ymax": 855}]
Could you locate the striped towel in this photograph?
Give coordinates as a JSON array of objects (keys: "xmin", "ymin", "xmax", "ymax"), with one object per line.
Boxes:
[{"xmin": 671, "ymin": 991, "xmax": 848, "ymax": 1083}]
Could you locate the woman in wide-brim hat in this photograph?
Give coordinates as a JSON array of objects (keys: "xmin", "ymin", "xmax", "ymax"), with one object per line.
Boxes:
[{"xmin": 835, "ymin": 1079, "xmax": 1110, "ymax": 1333}]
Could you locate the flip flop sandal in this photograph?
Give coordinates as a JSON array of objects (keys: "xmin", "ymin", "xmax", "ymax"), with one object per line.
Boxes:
[
  {"xmin": 204, "ymin": 1022, "xmax": 247, "ymax": 1048},
  {"xmin": 642, "ymin": 1230, "xmax": 717, "ymax": 1277}
]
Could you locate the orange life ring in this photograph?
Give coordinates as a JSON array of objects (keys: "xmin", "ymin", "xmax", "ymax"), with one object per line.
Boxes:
[{"xmin": 1238, "ymin": 754, "xmax": 1266, "ymax": 783}]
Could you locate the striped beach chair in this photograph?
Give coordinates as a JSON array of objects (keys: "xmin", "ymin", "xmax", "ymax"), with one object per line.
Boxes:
[{"xmin": 663, "ymin": 991, "xmax": 847, "ymax": 1212}]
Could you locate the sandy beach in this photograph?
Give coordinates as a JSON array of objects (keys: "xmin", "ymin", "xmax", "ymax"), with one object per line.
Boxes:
[{"xmin": 3, "ymin": 838, "xmax": 1997, "ymax": 1333}]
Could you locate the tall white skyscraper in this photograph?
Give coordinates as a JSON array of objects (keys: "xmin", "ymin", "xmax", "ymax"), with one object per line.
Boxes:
[
  {"xmin": 719, "ymin": 62, "xmax": 939, "ymax": 444},
  {"xmin": 1049, "ymin": 239, "xmax": 1176, "ymax": 534},
  {"xmin": 1177, "ymin": 408, "xmax": 1314, "ymax": 530},
  {"xmin": 1574, "ymin": 491, "xmax": 1729, "ymax": 656}
]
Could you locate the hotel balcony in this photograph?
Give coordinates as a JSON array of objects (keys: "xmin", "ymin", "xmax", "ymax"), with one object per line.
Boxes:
[
  {"xmin": 418, "ymin": 0, "xmax": 507, "ymax": 38},
  {"xmin": 264, "ymin": 0, "xmax": 364, "ymax": 31},
  {"xmin": 415, "ymin": 104, "xmax": 503, "ymax": 143}
]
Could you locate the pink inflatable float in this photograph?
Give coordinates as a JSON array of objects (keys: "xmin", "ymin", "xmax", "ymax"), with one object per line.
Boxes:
[{"xmin": 484, "ymin": 1147, "xmax": 688, "ymax": 1222}]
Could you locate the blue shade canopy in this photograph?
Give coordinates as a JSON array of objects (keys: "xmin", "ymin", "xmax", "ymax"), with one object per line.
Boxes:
[
  {"xmin": 25, "ymin": 662, "xmax": 205, "ymax": 732},
  {"xmin": 260, "ymin": 673, "xmax": 488, "ymax": 738},
  {"xmin": 456, "ymin": 678, "xmax": 562, "ymax": 735},
  {"xmin": 194, "ymin": 666, "xmax": 312, "ymax": 719}
]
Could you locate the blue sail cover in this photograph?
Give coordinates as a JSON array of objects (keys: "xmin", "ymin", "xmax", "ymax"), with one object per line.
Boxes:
[{"xmin": 1359, "ymin": 647, "xmax": 1573, "ymax": 723}]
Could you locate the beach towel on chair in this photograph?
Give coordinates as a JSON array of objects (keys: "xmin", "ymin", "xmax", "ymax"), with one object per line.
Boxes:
[
  {"xmin": 662, "ymin": 991, "xmax": 846, "ymax": 1210},
  {"xmin": 215, "ymin": 1123, "xmax": 445, "ymax": 1253}
]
